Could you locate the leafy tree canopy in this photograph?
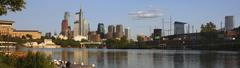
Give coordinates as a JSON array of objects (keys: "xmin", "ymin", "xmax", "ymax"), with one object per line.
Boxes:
[
  {"xmin": 200, "ymin": 22, "xmax": 217, "ymax": 33},
  {"xmin": 0, "ymin": 0, "xmax": 26, "ymax": 15}
]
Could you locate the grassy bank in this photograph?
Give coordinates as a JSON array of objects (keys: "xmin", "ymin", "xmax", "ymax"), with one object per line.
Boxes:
[{"xmin": 0, "ymin": 51, "xmax": 54, "ymax": 68}]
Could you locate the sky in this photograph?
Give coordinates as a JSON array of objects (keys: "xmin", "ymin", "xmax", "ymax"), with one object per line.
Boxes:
[{"xmin": 0, "ymin": 0, "xmax": 240, "ymax": 39}]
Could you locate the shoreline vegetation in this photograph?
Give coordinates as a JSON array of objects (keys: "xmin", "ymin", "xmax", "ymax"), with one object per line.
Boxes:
[
  {"xmin": 0, "ymin": 51, "xmax": 54, "ymax": 68},
  {"xmin": 1, "ymin": 35, "xmax": 240, "ymax": 51}
]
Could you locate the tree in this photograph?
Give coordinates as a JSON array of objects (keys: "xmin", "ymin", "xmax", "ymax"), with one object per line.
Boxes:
[
  {"xmin": 200, "ymin": 22, "xmax": 218, "ymax": 44},
  {"xmin": 137, "ymin": 35, "xmax": 144, "ymax": 42},
  {"xmin": 200, "ymin": 22, "xmax": 217, "ymax": 33},
  {"xmin": 0, "ymin": 0, "xmax": 26, "ymax": 15}
]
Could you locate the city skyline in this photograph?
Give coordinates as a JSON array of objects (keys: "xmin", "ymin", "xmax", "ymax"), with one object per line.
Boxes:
[{"xmin": 0, "ymin": 0, "xmax": 240, "ymax": 39}]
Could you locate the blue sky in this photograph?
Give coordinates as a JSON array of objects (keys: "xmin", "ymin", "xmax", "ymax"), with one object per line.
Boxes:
[{"xmin": 0, "ymin": 0, "xmax": 240, "ymax": 39}]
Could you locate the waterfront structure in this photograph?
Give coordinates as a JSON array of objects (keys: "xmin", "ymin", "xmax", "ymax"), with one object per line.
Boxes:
[
  {"xmin": 116, "ymin": 24, "xmax": 123, "ymax": 39},
  {"xmin": 124, "ymin": 27, "xmax": 131, "ymax": 40},
  {"xmin": 61, "ymin": 12, "xmax": 70, "ymax": 37},
  {"xmin": 24, "ymin": 39, "xmax": 61, "ymax": 48},
  {"xmin": 174, "ymin": 21, "xmax": 186, "ymax": 35},
  {"xmin": 153, "ymin": 29, "xmax": 162, "ymax": 40},
  {"xmin": 0, "ymin": 20, "xmax": 41, "ymax": 39},
  {"xmin": 107, "ymin": 25, "xmax": 115, "ymax": 39},
  {"xmin": 97, "ymin": 23, "xmax": 105, "ymax": 39},
  {"xmin": 225, "ymin": 16, "xmax": 234, "ymax": 31}
]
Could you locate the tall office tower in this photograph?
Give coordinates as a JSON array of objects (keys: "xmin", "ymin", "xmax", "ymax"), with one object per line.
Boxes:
[
  {"xmin": 74, "ymin": 14, "xmax": 79, "ymax": 37},
  {"xmin": 79, "ymin": 8, "xmax": 84, "ymax": 36},
  {"xmin": 61, "ymin": 12, "xmax": 70, "ymax": 36},
  {"xmin": 75, "ymin": 8, "xmax": 89, "ymax": 37},
  {"xmin": 174, "ymin": 21, "xmax": 186, "ymax": 35},
  {"xmin": 225, "ymin": 16, "xmax": 234, "ymax": 31},
  {"xmin": 107, "ymin": 25, "xmax": 115, "ymax": 39},
  {"xmin": 97, "ymin": 23, "xmax": 105, "ymax": 39},
  {"xmin": 83, "ymin": 19, "xmax": 89, "ymax": 36},
  {"xmin": 124, "ymin": 27, "xmax": 131, "ymax": 40},
  {"xmin": 116, "ymin": 24, "xmax": 123, "ymax": 38}
]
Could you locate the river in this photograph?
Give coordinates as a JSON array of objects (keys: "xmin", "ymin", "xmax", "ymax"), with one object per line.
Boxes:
[{"xmin": 17, "ymin": 48, "xmax": 240, "ymax": 68}]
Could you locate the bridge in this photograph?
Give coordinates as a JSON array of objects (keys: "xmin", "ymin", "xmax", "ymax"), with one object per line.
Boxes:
[
  {"xmin": 79, "ymin": 42, "xmax": 102, "ymax": 48},
  {"xmin": 0, "ymin": 41, "xmax": 17, "ymax": 44}
]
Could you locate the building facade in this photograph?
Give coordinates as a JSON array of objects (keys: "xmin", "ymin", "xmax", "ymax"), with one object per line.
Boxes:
[
  {"xmin": 116, "ymin": 24, "xmax": 123, "ymax": 39},
  {"xmin": 88, "ymin": 31, "xmax": 101, "ymax": 42},
  {"xmin": 0, "ymin": 20, "xmax": 41, "ymax": 39},
  {"xmin": 225, "ymin": 16, "xmax": 234, "ymax": 31},
  {"xmin": 124, "ymin": 27, "xmax": 131, "ymax": 40},
  {"xmin": 74, "ymin": 14, "xmax": 79, "ymax": 37},
  {"xmin": 61, "ymin": 12, "xmax": 70, "ymax": 37},
  {"xmin": 107, "ymin": 25, "xmax": 115, "ymax": 39},
  {"xmin": 97, "ymin": 23, "xmax": 105, "ymax": 39},
  {"xmin": 174, "ymin": 21, "xmax": 186, "ymax": 35},
  {"xmin": 74, "ymin": 8, "xmax": 88, "ymax": 38},
  {"xmin": 152, "ymin": 29, "xmax": 162, "ymax": 40}
]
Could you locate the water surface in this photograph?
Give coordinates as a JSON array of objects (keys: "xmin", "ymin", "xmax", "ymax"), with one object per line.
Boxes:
[{"xmin": 18, "ymin": 48, "xmax": 240, "ymax": 68}]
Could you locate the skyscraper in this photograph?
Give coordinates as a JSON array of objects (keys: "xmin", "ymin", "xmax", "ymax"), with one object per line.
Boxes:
[
  {"xmin": 74, "ymin": 14, "xmax": 79, "ymax": 37},
  {"xmin": 83, "ymin": 19, "xmax": 89, "ymax": 36},
  {"xmin": 107, "ymin": 25, "xmax": 115, "ymax": 39},
  {"xmin": 124, "ymin": 27, "xmax": 131, "ymax": 40},
  {"xmin": 61, "ymin": 12, "xmax": 70, "ymax": 36},
  {"xmin": 116, "ymin": 24, "xmax": 123, "ymax": 38},
  {"xmin": 74, "ymin": 8, "xmax": 89, "ymax": 37},
  {"xmin": 97, "ymin": 23, "xmax": 105, "ymax": 39},
  {"xmin": 225, "ymin": 16, "xmax": 234, "ymax": 31},
  {"xmin": 79, "ymin": 8, "xmax": 84, "ymax": 36},
  {"xmin": 174, "ymin": 21, "xmax": 186, "ymax": 35}
]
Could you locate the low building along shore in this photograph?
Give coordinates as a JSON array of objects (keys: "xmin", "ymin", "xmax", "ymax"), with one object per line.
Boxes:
[{"xmin": 0, "ymin": 20, "xmax": 41, "ymax": 39}]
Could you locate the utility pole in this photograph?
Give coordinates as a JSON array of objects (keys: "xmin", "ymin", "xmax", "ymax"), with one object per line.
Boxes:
[
  {"xmin": 170, "ymin": 16, "xmax": 172, "ymax": 35},
  {"xmin": 162, "ymin": 18, "xmax": 165, "ymax": 36},
  {"xmin": 220, "ymin": 21, "xmax": 223, "ymax": 32},
  {"xmin": 187, "ymin": 24, "xmax": 190, "ymax": 34},
  {"xmin": 192, "ymin": 25, "xmax": 194, "ymax": 33}
]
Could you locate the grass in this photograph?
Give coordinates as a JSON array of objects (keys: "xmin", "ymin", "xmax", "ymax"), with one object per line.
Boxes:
[{"xmin": 0, "ymin": 56, "xmax": 14, "ymax": 68}]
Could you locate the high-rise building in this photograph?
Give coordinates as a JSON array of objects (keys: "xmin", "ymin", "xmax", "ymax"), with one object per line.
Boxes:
[
  {"xmin": 83, "ymin": 19, "xmax": 89, "ymax": 36},
  {"xmin": 225, "ymin": 16, "xmax": 234, "ymax": 31},
  {"xmin": 74, "ymin": 14, "xmax": 79, "ymax": 37},
  {"xmin": 97, "ymin": 23, "xmax": 105, "ymax": 39},
  {"xmin": 79, "ymin": 8, "xmax": 84, "ymax": 36},
  {"xmin": 174, "ymin": 21, "xmax": 186, "ymax": 35},
  {"xmin": 116, "ymin": 24, "xmax": 123, "ymax": 38},
  {"xmin": 124, "ymin": 27, "xmax": 131, "ymax": 40},
  {"xmin": 74, "ymin": 8, "xmax": 89, "ymax": 38},
  {"xmin": 61, "ymin": 12, "xmax": 70, "ymax": 36},
  {"xmin": 107, "ymin": 25, "xmax": 115, "ymax": 39},
  {"xmin": 152, "ymin": 29, "xmax": 162, "ymax": 40}
]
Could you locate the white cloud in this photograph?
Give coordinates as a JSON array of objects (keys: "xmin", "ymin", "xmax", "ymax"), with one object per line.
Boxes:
[{"xmin": 128, "ymin": 8, "xmax": 163, "ymax": 19}]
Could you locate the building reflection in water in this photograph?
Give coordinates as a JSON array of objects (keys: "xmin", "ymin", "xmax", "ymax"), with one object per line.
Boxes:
[
  {"xmin": 18, "ymin": 48, "xmax": 240, "ymax": 68},
  {"xmin": 73, "ymin": 48, "xmax": 88, "ymax": 64}
]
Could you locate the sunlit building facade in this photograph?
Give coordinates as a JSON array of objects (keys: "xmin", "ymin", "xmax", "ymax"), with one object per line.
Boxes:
[{"xmin": 0, "ymin": 20, "xmax": 41, "ymax": 39}]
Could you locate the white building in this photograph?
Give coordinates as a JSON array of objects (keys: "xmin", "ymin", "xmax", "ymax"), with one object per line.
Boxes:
[{"xmin": 225, "ymin": 16, "xmax": 234, "ymax": 31}]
